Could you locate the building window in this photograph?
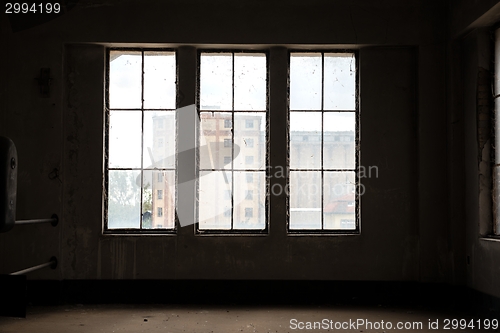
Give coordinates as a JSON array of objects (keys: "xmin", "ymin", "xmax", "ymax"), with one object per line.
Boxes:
[
  {"xmin": 245, "ymin": 207, "xmax": 253, "ymax": 218},
  {"xmin": 157, "ymin": 190, "xmax": 163, "ymax": 200},
  {"xmin": 157, "ymin": 207, "xmax": 163, "ymax": 217},
  {"xmin": 244, "ymin": 138, "xmax": 254, "ymax": 148},
  {"xmin": 245, "ymin": 190, "xmax": 253, "ymax": 200},
  {"xmin": 288, "ymin": 51, "xmax": 358, "ymax": 232},
  {"xmin": 105, "ymin": 49, "xmax": 176, "ymax": 232},
  {"xmin": 198, "ymin": 51, "xmax": 267, "ymax": 232}
]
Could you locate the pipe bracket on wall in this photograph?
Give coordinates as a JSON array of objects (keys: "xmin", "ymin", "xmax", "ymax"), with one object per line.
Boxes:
[{"xmin": 0, "ymin": 136, "xmax": 17, "ymax": 233}]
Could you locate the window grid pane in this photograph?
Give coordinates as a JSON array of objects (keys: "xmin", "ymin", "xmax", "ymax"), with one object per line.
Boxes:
[
  {"xmin": 199, "ymin": 51, "xmax": 267, "ymax": 232},
  {"xmin": 289, "ymin": 51, "xmax": 358, "ymax": 232},
  {"xmin": 107, "ymin": 49, "xmax": 177, "ymax": 232}
]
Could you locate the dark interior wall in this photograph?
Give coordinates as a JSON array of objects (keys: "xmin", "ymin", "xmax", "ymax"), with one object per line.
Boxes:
[
  {"xmin": 0, "ymin": 0, "xmax": 450, "ymax": 282},
  {"xmin": 449, "ymin": 0, "xmax": 500, "ymax": 298}
]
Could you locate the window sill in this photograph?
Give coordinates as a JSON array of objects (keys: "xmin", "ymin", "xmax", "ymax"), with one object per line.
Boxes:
[{"xmin": 479, "ymin": 236, "xmax": 500, "ymax": 243}]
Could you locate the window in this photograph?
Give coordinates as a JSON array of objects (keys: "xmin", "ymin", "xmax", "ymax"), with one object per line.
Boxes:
[
  {"xmin": 288, "ymin": 52, "xmax": 358, "ymax": 232},
  {"xmin": 245, "ymin": 207, "xmax": 253, "ymax": 218},
  {"xmin": 104, "ymin": 47, "xmax": 358, "ymax": 236},
  {"xmin": 245, "ymin": 190, "xmax": 253, "ymax": 200},
  {"xmin": 198, "ymin": 51, "xmax": 267, "ymax": 232},
  {"xmin": 105, "ymin": 49, "xmax": 176, "ymax": 232},
  {"xmin": 244, "ymin": 138, "xmax": 254, "ymax": 148}
]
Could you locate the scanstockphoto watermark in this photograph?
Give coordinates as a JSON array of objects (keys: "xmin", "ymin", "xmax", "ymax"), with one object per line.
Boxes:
[{"xmin": 266, "ymin": 165, "xmax": 378, "ymax": 197}]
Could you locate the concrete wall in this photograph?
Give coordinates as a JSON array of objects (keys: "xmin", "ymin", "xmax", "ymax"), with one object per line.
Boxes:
[
  {"xmin": 450, "ymin": 0, "xmax": 500, "ymax": 298},
  {"xmin": 0, "ymin": 0, "xmax": 450, "ymax": 282}
]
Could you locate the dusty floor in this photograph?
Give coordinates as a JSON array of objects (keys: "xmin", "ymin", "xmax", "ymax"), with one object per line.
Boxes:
[{"xmin": 0, "ymin": 303, "xmax": 496, "ymax": 333}]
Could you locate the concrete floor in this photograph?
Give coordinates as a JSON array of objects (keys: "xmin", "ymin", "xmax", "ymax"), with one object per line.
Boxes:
[{"xmin": 0, "ymin": 303, "xmax": 494, "ymax": 333}]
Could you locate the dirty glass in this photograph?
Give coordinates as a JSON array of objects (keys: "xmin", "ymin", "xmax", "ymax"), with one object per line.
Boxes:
[
  {"xmin": 289, "ymin": 171, "xmax": 322, "ymax": 230},
  {"xmin": 107, "ymin": 50, "xmax": 176, "ymax": 231},
  {"xmin": 233, "ymin": 171, "xmax": 265, "ymax": 229},
  {"xmin": 323, "ymin": 172, "xmax": 356, "ymax": 230},
  {"xmin": 199, "ymin": 171, "xmax": 232, "ymax": 230},
  {"xmin": 290, "ymin": 112, "xmax": 321, "ymax": 170},
  {"xmin": 142, "ymin": 170, "xmax": 175, "ymax": 229},
  {"xmin": 290, "ymin": 53, "xmax": 322, "ymax": 110},
  {"xmin": 109, "ymin": 51, "xmax": 142, "ymax": 109},
  {"xmin": 323, "ymin": 112, "xmax": 356, "ymax": 169},
  {"xmin": 324, "ymin": 53, "xmax": 356, "ymax": 110},
  {"xmin": 234, "ymin": 54, "xmax": 267, "ymax": 111},
  {"xmin": 200, "ymin": 53, "xmax": 232, "ymax": 110},
  {"xmin": 144, "ymin": 52, "xmax": 176, "ymax": 109},
  {"xmin": 289, "ymin": 52, "xmax": 358, "ymax": 232},
  {"xmin": 109, "ymin": 111, "xmax": 142, "ymax": 168},
  {"xmin": 199, "ymin": 52, "xmax": 267, "ymax": 231}
]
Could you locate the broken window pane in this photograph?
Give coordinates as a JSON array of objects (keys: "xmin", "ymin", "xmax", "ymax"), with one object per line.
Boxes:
[
  {"xmin": 109, "ymin": 111, "xmax": 142, "ymax": 168},
  {"xmin": 109, "ymin": 51, "xmax": 142, "ymax": 109}
]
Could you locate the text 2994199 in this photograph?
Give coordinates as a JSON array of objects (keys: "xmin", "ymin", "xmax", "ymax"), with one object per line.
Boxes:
[{"xmin": 5, "ymin": 3, "xmax": 61, "ymax": 14}]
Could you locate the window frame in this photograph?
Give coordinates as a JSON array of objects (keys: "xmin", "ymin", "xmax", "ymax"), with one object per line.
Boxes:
[
  {"xmin": 195, "ymin": 49, "xmax": 270, "ymax": 235},
  {"xmin": 286, "ymin": 49, "xmax": 361, "ymax": 235},
  {"xmin": 103, "ymin": 47, "xmax": 179, "ymax": 235}
]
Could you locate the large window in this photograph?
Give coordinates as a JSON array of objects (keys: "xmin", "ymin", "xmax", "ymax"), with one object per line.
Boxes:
[
  {"xmin": 197, "ymin": 52, "xmax": 268, "ymax": 232},
  {"xmin": 288, "ymin": 52, "xmax": 359, "ymax": 232},
  {"xmin": 105, "ymin": 49, "xmax": 177, "ymax": 232},
  {"xmin": 104, "ymin": 48, "xmax": 359, "ymax": 235}
]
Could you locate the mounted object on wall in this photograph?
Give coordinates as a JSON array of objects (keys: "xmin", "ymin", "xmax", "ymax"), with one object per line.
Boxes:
[{"xmin": 0, "ymin": 136, "xmax": 17, "ymax": 233}]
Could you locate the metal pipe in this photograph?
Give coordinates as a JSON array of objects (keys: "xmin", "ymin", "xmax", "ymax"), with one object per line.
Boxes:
[
  {"xmin": 15, "ymin": 214, "xmax": 58, "ymax": 226},
  {"xmin": 10, "ymin": 257, "xmax": 57, "ymax": 276}
]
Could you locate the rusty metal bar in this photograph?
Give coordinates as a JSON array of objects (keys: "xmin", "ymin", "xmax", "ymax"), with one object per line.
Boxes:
[
  {"xmin": 10, "ymin": 257, "xmax": 57, "ymax": 276},
  {"xmin": 15, "ymin": 214, "xmax": 58, "ymax": 226}
]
